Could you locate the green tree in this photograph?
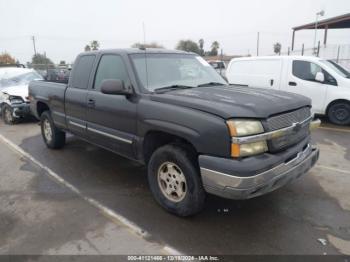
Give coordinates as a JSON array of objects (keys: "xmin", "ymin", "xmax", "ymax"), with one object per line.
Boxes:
[
  {"xmin": 0, "ymin": 52, "xmax": 16, "ymax": 64},
  {"xmin": 198, "ymin": 39, "xmax": 205, "ymax": 56},
  {"xmin": 175, "ymin": 40, "xmax": 201, "ymax": 55},
  {"xmin": 31, "ymin": 53, "xmax": 54, "ymax": 70},
  {"xmin": 131, "ymin": 42, "xmax": 164, "ymax": 49},
  {"xmin": 209, "ymin": 41, "xmax": 220, "ymax": 56},
  {"xmin": 273, "ymin": 42, "xmax": 282, "ymax": 55}
]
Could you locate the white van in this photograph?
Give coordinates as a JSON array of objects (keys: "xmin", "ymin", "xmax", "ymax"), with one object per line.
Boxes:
[{"xmin": 226, "ymin": 56, "xmax": 350, "ymax": 125}]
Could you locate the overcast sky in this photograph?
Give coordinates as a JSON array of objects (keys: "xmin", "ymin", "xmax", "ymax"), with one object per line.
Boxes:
[{"xmin": 0, "ymin": 0, "xmax": 349, "ymax": 63}]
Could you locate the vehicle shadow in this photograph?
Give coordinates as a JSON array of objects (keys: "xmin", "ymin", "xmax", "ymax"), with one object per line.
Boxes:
[{"xmin": 18, "ymin": 134, "xmax": 350, "ymax": 255}]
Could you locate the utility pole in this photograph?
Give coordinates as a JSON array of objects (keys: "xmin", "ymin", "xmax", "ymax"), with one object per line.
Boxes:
[
  {"xmin": 31, "ymin": 36, "xmax": 37, "ymax": 55},
  {"xmin": 313, "ymin": 10, "xmax": 325, "ymax": 55},
  {"xmin": 256, "ymin": 32, "xmax": 260, "ymax": 56},
  {"xmin": 142, "ymin": 22, "xmax": 146, "ymax": 47}
]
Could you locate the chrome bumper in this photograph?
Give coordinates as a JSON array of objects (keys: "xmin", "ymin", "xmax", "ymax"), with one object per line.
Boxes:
[{"xmin": 200, "ymin": 144, "xmax": 319, "ymax": 200}]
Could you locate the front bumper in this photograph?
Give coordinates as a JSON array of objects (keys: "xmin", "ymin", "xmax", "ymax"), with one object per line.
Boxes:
[
  {"xmin": 10, "ymin": 103, "xmax": 31, "ymax": 118},
  {"xmin": 199, "ymin": 144, "xmax": 319, "ymax": 200}
]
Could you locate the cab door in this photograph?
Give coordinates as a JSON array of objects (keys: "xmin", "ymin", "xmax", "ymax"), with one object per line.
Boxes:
[
  {"xmin": 86, "ymin": 54, "xmax": 137, "ymax": 159},
  {"xmin": 285, "ymin": 60, "xmax": 337, "ymax": 114},
  {"xmin": 65, "ymin": 54, "xmax": 96, "ymax": 137}
]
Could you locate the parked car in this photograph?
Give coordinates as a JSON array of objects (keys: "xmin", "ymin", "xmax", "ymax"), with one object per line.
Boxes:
[
  {"xmin": 0, "ymin": 68, "xmax": 43, "ymax": 124},
  {"xmin": 226, "ymin": 56, "xmax": 350, "ymax": 125},
  {"xmin": 29, "ymin": 49, "xmax": 320, "ymax": 216},
  {"xmin": 46, "ymin": 68, "xmax": 70, "ymax": 83}
]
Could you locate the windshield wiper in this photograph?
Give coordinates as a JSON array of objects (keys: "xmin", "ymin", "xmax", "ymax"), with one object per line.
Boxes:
[
  {"xmin": 154, "ymin": 85, "xmax": 195, "ymax": 93},
  {"xmin": 197, "ymin": 82, "xmax": 226, "ymax": 87}
]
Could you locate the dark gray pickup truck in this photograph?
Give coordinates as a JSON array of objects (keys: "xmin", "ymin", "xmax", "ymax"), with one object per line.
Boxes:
[{"xmin": 29, "ymin": 48, "xmax": 320, "ymax": 216}]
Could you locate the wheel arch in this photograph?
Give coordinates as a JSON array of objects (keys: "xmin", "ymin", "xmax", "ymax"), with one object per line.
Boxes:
[
  {"xmin": 142, "ymin": 130, "xmax": 198, "ymax": 165},
  {"xmin": 326, "ymin": 99, "xmax": 350, "ymax": 116},
  {"xmin": 36, "ymin": 101, "xmax": 50, "ymax": 117}
]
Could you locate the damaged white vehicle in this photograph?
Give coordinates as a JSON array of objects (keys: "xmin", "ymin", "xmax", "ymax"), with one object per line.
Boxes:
[{"xmin": 0, "ymin": 68, "xmax": 43, "ymax": 124}]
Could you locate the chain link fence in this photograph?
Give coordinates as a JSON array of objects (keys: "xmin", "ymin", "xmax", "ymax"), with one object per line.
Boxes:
[{"xmin": 279, "ymin": 44, "xmax": 350, "ymax": 70}]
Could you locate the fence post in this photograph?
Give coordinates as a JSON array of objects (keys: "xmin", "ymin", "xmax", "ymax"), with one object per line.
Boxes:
[
  {"xmin": 301, "ymin": 44, "xmax": 304, "ymax": 56},
  {"xmin": 337, "ymin": 45, "xmax": 341, "ymax": 63},
  {"xmin": 317, "ymin": 41, "xmax": 321, "ymax": 57}
]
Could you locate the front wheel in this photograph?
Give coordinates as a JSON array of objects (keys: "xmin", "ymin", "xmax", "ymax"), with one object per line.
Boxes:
[
  {"xmin": 2, "ymin": 104, "xmax": 17, "ymax": 125},
  {"xmin": 147, "ymin": 144, "xmax": 205, "ymax": 217},
  {"xmin": 328, "ymin": 102, "xmax": 350, "ymax": 126},
  {"xmin": 40, "ymin": 111, "xmax": 66, "ymax": 149}
]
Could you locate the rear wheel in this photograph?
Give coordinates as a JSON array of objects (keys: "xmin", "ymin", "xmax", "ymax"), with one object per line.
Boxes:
[
  {"xmin": 147, "ymin": 144, "xmax": 205, "ymax": 216},
  {"xmin": 327, "ymin": 102, "xmax": 350, "ymax": 126},
  {"xmin": 40, "ymin": 111, "xmax": 66, "ymax": 149},
  {"xmin": 2, "ymin": 104, "xmax": 17, "ymax": 125}
]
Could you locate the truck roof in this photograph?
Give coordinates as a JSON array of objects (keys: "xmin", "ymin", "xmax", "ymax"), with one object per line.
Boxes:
[{"xmin": 80, "ymin": 48, "xmax": 195, "ymax": 56}]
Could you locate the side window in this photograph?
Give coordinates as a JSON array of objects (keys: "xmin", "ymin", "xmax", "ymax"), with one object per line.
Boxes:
[
  {"xmin": 324, "ymin": 70, "xmax": 337, "ymax": 86},
  {"xmin": 94, "ymin": 55, "xmax": 130, "ymax": 90},
  {"xmin": 292, "ymin": 60, "xmax": 337, "ymax": 86},
  {"xmin": 292, "ymin": 60, "xmax": 322, "ymax": 82},
  {"xmin": 71, "ymin": 55, "xmax": 95, "ymax": 89}
]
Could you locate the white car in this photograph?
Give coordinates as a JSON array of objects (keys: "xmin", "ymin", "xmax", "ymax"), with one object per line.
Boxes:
[
  {"xmin": 226, "ymin": 56, "xmax": 350, "ymax": 125},
  {"xmin": 0, "ymin": 68, "xmax": 43, "ymax": 124}
]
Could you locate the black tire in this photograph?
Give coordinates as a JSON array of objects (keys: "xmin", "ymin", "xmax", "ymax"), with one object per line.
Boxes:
[
  {"xmin": 40, "ymin": 111, "xmax": 66, "ymax": 149},
  {"xmin": 147, "ymin": 144, "xmax": 205, "ymax": 217},
  {"xmin": 2, "ymin": 104, "xmax": 17, "ymax": 125},
  {"xmin": 327, "ymin": 102, "xmax": 350, "ymax": 126}
]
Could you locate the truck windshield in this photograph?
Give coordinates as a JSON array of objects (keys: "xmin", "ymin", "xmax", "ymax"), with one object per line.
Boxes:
[
  {"xmin": 130, "ymin": 53, "xmax": 227, "ymax": 92},
  {"xmin": 320, "ymin": 60, "xmax": 350, "ymax": 78}
]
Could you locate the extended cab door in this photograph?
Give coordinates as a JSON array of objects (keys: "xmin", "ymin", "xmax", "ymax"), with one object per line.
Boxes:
[
  {"xmin": 65, "ymin": 54, "xmax": 96, "ymax": 137},
  {"xmin": 284, "ymin": 60, "xmax": 337, "ymax": 114},
  {"xmin": 86, "ymin": 54, "xmax": 137, "ymax": 158}
]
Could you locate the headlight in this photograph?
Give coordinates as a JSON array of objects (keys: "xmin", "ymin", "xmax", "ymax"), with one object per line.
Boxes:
[
  {"xmin": 227, "ymin": 119, "xmax": 264, "ymax": 137},
  {"xmin": 9, "ymin": 95, "xmax": 24, "ymax": 104},
  {"xmin": 227, "ymin": 119, "xmax": 267, "ymax": 157}
]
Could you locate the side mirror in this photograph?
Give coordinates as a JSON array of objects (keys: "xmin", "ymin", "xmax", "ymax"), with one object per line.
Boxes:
[
  {"xmin": 100, "ymin": 79, "xmax": 132, "ymax": 96},
  {"xmin": 315, "ymin": 72, "xmax": 325, "ymax": 83}
]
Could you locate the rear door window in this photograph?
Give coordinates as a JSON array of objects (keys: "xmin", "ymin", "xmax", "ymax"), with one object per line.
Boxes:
[{"xmin": 71, "ymin": 55, "xmax": 95, "ymax": 89}]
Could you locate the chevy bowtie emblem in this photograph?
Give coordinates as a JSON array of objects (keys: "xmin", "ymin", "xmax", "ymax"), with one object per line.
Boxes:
[{"xmin": 293, "ymin": 122, "xmax": 302, "ymax": 132}]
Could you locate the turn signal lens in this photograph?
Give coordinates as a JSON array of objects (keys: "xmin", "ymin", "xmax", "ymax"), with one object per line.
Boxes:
[{"xmin": 231, "ymin": 141, "xmax": 268, "ymax": 158}]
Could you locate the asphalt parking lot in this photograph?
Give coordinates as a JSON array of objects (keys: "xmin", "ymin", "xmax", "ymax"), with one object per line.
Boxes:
[{"xmin": 0, "ymin": 118, "xmax": 350, "ymax": 256}]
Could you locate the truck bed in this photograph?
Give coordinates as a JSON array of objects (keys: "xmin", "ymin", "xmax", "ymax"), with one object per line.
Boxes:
[{"xmin": 29, "ymin": 80, "xmax": 68, "ymax": 128}]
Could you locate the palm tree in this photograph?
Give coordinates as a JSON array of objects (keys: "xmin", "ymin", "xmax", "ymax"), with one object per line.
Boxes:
[
  {"xmin": 211, "ymin": 41, "xmax": 220, "ymax": 50},
  {"xmin": 90, "ymin": 40, "xmax": 100, "ymax": 51},
  {"xmin": 84, "ymin": 45, "xmax": 91, "ymax": 52},
  {"xmin": 273, "ymin": 42, "xmax": 282, "ymax": 55}
]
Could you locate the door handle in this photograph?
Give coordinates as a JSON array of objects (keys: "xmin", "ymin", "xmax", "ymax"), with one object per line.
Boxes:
[
  {"xmin": 289, "ymin": 81, "xmax": 297, "ymax": 86},
  {"xmin": 270, "ymin": 79, "xmax": 274, "ymax": 86},
  {"xmin": 87, "ymin": 99, "xmax": 95, "ymax": 107}
]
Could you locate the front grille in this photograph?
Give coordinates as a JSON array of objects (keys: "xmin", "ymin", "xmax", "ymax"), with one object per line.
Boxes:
[
  {"xmin": 264, "ymin": 107, "xmax": 311, "ymax": 152},
  {"xmin": 266, "ymin": 107, "xmax": 311, "ymax": 131}
]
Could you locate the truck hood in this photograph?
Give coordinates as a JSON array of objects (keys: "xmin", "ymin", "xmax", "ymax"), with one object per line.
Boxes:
[
  {"xmin": 1, "ymin": 85, "xmax": 28, "ymax": 100},
  {"xmin": 150, "ymin": 85, "xmax": 311, "ymax": 119}
]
